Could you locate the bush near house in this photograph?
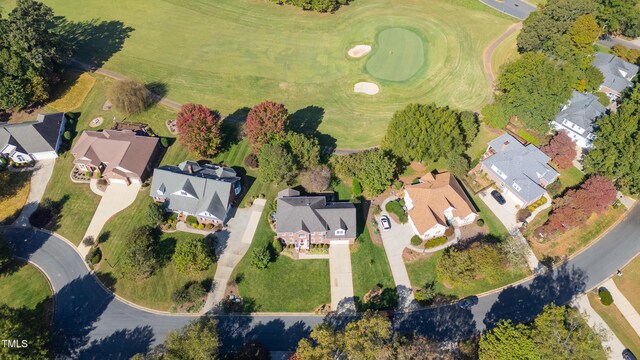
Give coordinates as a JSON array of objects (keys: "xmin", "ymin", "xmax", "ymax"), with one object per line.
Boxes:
[
  {"xmin": 385, "ymin": 200, "xmax": 407, "ymax": 223},
  {"xmin": 410, "ymin": 235, "xmax": 421, "ymax": 246},
  {"xmin": 424, "ymin": 236, "xmax": 447, "ymax": 249},
  {"xmin": 599, "ymin": 288, "xmax": 613, "ymax": 306},
  {"xmin": 517, "ymin": 129, "xmax": 540, "ymax": 146},
  {"xmin": 526, "ymin": 196, "xmax": 547, "ymax": 212}
]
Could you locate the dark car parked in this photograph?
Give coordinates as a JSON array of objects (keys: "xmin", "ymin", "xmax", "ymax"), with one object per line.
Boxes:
[
  {"xmin": 623, "ymin": 349, "xmax": 637, "ymax": 360},
  {"xmin": 490, "ymin": 190, "xmax": 506, "ymax": 205},
  {"xmin": 458, "ymin": 296, "xmax": 478, "ymax": 309}
]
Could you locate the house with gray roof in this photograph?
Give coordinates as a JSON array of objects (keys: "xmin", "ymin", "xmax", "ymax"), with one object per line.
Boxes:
[
  {"xmin": 552, "ymin": 90, "xmax": 607, "ymax": 149},
  {"xmin": 592, "ymin": 52, "xmax": 639, "ymax": 100},
  {"xmin": 0, "ymin": 113, "xmax": 66, "ymax": 165},
  {"xmin": 480, "ymin": 134, "xmax": 559, "ymax": 207},
  {"xmin": 276, "ymin": 188, "xmax": 357, "ymax": 252},
  {"xmin": 150, "ymin": 161, "xmax": 241, "ymax": 224}
]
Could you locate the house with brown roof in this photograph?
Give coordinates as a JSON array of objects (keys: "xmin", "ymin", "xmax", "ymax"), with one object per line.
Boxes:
[
  {"xmin": 404, "ymin": 171, "xmax": 477, "ymax": 240},
  {"xmin": 71, "ymin": 130, "xmax": 160, "ymax": 185}
]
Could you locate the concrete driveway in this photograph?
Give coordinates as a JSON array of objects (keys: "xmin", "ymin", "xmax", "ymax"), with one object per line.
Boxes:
[
  {"xmin": 329, "ymin": 243, "xmax": 355, "ymax": 313},
  {"xmin": 378, "ymin": 198, "xmax": 416, "ymax": 308},
  {"xmin": 204, "ymin": 198, "xmax": 266, "ymax": 312},
  {"xmin": 13, "ymin": 159, "xmax": 56, "ymax": 227},
  {"xmin": 478, "ymin": 189, "xmax": 519, "ymax": 231},
  {"xmin": 78, "ymin": 183, "xmax": 141, "ymax": 256},
  {"xmin": 479, "ymin": 0, "xmax": 537, "ymax": 20}
]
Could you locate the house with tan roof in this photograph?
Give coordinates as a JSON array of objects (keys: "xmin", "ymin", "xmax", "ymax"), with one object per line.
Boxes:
[
  {"xmin": 404, "ymin": 171, "xmax": 477, "ymax": 240},
  {"xmin": 71, "ymin": 130, "xmax": 160, "ymax": 185}
]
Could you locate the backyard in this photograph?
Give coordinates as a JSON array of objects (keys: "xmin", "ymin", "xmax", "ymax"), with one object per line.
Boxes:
[{"xmin": 16, "ymin": 0, "xmax": 516, "ymax": 148}]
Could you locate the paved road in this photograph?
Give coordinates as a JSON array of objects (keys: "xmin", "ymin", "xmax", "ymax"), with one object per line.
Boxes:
[
  {"xmin": 2, "ymin": 205, "xmax": 640, "ymax": 358},
  {"xmin": 479, "ymin": 0, "xmax": 537, "ymax": 20}
]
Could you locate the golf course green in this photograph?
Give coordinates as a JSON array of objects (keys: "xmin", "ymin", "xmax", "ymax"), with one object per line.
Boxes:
[
  {"xmin": 0, "ymin": 0, "xmax": 516, "ymax": 148},
  {"xmin": 365, "ymin": 28, "xmax": 425, "ymax": 82}
]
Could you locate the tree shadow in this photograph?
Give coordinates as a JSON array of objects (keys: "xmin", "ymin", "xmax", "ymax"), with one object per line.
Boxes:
[
  {"xmin": 97, "ymin": 231, "xmax": 111, "ymax": 245},
  {"xmin": 146, "ymin": 82, "xmax": 168, "ymax": 107},
  {"xmin": 156, "ymin": 235, "xmax": 178, "ymax": 267},
  {"xmin": 393, "ymin": 300, "xmax": 477, "ymax": 342},
  {"xmin": 288, "ymin": 105, "xmax": 337, "ymax": 150},
  {"xmin": 355, "ymin": 286, "xmax": 398, "ymax": 312},
  {"xmin": 75, "ymin": 325, "xmax": 154, "ymax": 360},
  {"xmin": 57, "ymin": 18, "xmax": 134, "ymax": 68},
  {"xmin": 29, "ymin": 194, "xmax": 70, "ymax": 230},
  {"xmin": 58, "ymin": 112, "xmax": 82, "ymax": 154}
]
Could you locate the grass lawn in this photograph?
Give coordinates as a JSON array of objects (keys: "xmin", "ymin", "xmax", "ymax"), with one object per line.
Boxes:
[
  {"xmin": 614, "ymin": 255, "xmax": 640, "ymax": 315},
  {"xmin": 30, "ymin": 0, "xmax": 515, "ymax": 148},
  {"xmin": 405, "ymin": 250, "xmax": 528, "ymax": 298},
  {"xmin": 0, "ymin": 171, "xmax": 31, "ymax": 225},
  {"xmin": 466, "ymin": 124, "xmax": 502, "ymax": 161},
  {"xmin": 491, "ymin": 28, "xmax": 520, "ymax": 76},
  {"xmin": 529, "ymin": 206, "xmax": 626, "ymax": 259},
  {"xmin": 351, "ymin": 228, "xmax": 395, "ymax": 299},
  {"xmin": 48, "ymin": 70, "xmax": 96, "ymax": 112},
  {"xmin": 0, "ymin": 261, "xmax": 52, "ymax": 310},
  {"xmin": 96, "ymin": 193, "xmax": 216, "ymax": 311},
  {"xmin": 557, "ymin": 166, "xmax": 585, "ymax": 193},
  {"xmin": 365, "ymin": 27, "xmax": 425, "ymax": 82},
  {"xmin": 588, "ymin": 292, "xmax": 640, "ymax": 357}
]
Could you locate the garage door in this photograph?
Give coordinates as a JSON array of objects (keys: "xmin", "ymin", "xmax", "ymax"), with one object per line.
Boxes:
[
  {"xmin": 109, "ymin": 178, "xmax": 127, "ymax": 184},
  {"xmin": 504, "ymin": 189, "xmax": 525, "ymax": 207},
  {"xmin": 129, "ymin": 178, "xmax": 142, "ymax": 184},
  {"xmin": 330, "ymin": 240, "xmax": 350, "ymax": 245},
  {"xmin": 31, "ymin": 151, "xmax": 58, "ymax": 160}
]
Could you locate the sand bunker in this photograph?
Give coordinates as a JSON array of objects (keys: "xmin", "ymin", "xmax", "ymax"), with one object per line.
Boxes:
[
  {"xmin": 348, "ymin": 45, "xmax": 372, "ymax": 58},
  {"xmin": 354, "ymin": 82, "xmax": 379, "ymax": 95}
]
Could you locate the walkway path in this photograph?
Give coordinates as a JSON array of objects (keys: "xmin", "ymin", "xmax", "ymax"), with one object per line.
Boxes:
[
  {"xmin": 482, "ymin": 22, "xmax": 523, "ymax": 104},
  {"xmin": 604, "ymin": 278, "xmax": 640, "ymax": 338},
  {"xmin": 204, "ymin": 199, "xmax": 266, "ymax": 312},
  {"xmin": 13, "ymin": 159, "xmax": 56, "ymax": 227},
  {"xmin": 573, "ymin": 294, "xmax": 627, "ymax": 357},
  {"xmin": 328, "ymin": 243, "xmax": 355, "ymax": 312},
  {"xmin": 78, "ymin": 183, "xmax": 141, "ymax": 257}
]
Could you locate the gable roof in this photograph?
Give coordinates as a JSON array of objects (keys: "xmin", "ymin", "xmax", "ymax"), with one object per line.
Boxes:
[
  {"xmin": 150, "ymin": 161, "xmax": 240, "ymax": 221},
  {"xmin": 483, "ymin": 134, "xmax": 559, "ymax": 204},
  {"xmin": 553, "ymin": 90, "xmax": 607, "ymax": 137},
  {"xmin": 592, "ymin": 52, "xmax": 639, "ymax": 93},
  {"xmin": 0, "ymin": 113, "xmax": 65, "ymax": 155},
  {"xmin": 276, "ymin": 190, "xmax": 357, "ymax": 239},
  {"xmin": 71, "ymin": 130, "xmax": 158, "ymax": 179},
  {"xmin": 405, "ymin": 172, "xmax": 476, "ymax": 235}
]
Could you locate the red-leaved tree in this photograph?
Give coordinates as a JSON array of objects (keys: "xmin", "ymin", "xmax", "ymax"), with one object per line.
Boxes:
[
  {"xmin": 245, "ymin": 101, "xmax": 288, "ymax": 151},
  {"xmin": 176, "ymin": 103, "xmax": 221, "ymax": 157},
  {"xmin": 541, "ymin": 131, "xmax": 577, "ymax": 170}
]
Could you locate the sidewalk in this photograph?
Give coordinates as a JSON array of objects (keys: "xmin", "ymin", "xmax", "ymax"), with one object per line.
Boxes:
[
  {"xmin": 604, "ymin": 278, "xmax": 640, "ymax": 338},
  {"xmin": 574, "ymin": 294, "xmax": 626, "ymax": 357}
]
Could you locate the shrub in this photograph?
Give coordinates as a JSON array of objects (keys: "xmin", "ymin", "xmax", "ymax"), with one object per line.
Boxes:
[
  {"xmin": 173, "ymin": 281, "xmax": 206, "ymax": 306},
  {"xmin": 424, "ymin": 236, "xmax": 448, "ymax": 249},
  {"xmin": 63, "ymin": 130, "xmax": 71, "ymax": 141},
  {"xmin": 516, "ymin": 209, "xmax": 532, "ymax": 223},
  {"xmin": 596, "ymin": 92, "xmax": 610, "ymax": 107},
  {"xmin": 599, "ymin": 289, "xmax": 613, "ymax": 306},
  {"xmin": 160, "ymin": 137, "xmax": 170, "ymax": 148},
  {"xmin": 300, "ymin": 165, "xmax": 331, "ymax": 193},
  {"xmin": 82, "ymin": 236, "xmax": 95, "ymax": 247},
  {"xmin": 410, "ymin": 235, "xmax": 422, "ymax": 246},
  {"xmin": 147, "ymin": 203, "xmax": 166, "ymax": 225},
  {"xmin": 244, "ymin": 153, "xmax": 259, "ymax": 169},
  {"xmin": 352, "ymin": 178, "xmax": 362, "ymax": 196},
  {"xmin": 414, "ymin": 282, "xmax": 436, "ymax": 306},
  {"xmin": 251, "ymin": 247, "xmax": 270, "ymax": 269},
  {"xmin": 476, "ymin": 218, "xmax": 485, "ymax": 227},
  {"xmin": 186, "ymin": 215, "xmax": 198, "ymax": 226},
  {"xmin": 546, "ymin": 180, "xmax": 563, "ymax": 197},
  {"xmin": 84, "ymin": 247, "xmax": 101, "ymax": 266},
  {"xmin": 272, "ymin": 238, "xmax": 283, "ymax": 253},
  {"xmin": 385, "ymin": 200, "xmax": 407, "ymax": 223},
  {"xmin": 107, "ymin": 79, "xmax": 149, "ymax": 115},
  {"xmin": 393, "ymin": 180, "xmax": 403, "ymax": 190}
]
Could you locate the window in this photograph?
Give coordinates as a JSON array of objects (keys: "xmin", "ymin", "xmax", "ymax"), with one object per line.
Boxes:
[
  {"xmin": 290, "ymin": 239, "xmax": 294, "ymax": 244},
  {"xmin": 335, "ymin": 229, "xmax": 345, "ymax": 236},
  {"xmin": 299, "ymin": 233, "xmax": 307, "ymax": 239},
  {"xmin": 311, "ymin": 238, "xmax": 315, "ymax": 243},
  {"xmin": 180, "ymin": 190, "xmax": 188, "ymax": 196},
  {"xmin": 512, "ymin": 182, "xmax": 522, "ymax": 192}
]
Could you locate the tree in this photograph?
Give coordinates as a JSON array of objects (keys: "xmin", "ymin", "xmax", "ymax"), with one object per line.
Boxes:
[
  {"xmin": 0, "ymin": 305, "xmax": 49, "ymax": 359},
  {"xmin": 479, "ymin": 320, "xmax": 536, "ymax": 360},
  {"xmin": 340, "ymin": 311, "xmax": 393, "ymax": 359},
  {"xmin": 481, "ymin": 100, "xmax": 511, "ymax": 129},
  {"xmin": 332, "ymin": 149, "xmax": 396, "ymax": 196},
  {"xmin": 120, "ymin": 226, "xmax": 159, "ymax": 280},
  {"xmin": 272, "ymin": 238, "xmax": 283, "ymax": 253},
  {"xmin": 460, "ymin": 111, "xmax": 479, "ymax": 145},
  {"xmin": 172, "ymin": 281, "xmax": 206, "ymax": 306},
  {"xmin": 611, "ymin": 43, "xmax": 640, "ymax": 63},
  {"xmin": 284, "ymin": 131, "xmax": 321, "ymax": 170},
  {"xmin": 596, "ymin": 0, "xmax": 640, "ymax": 38},
  {"xmin": 0, "ymin": 235, "xmax": 10, "ymax": 271},
  {"xmin": 541, "ymin": 131, "xmax": 577, "ymax": 170},
  {"xmin": 176, "ymin": 103, "xmax": 222, "ymax": 157},
  {"xmin": 147, "ymin": 202, "xmax": 165, "ymax": 226},
  {"xmin": 250, "ymin": 247, "xmax": 270, "ymax": 269},
  {"xmin": 568, "ymin": 14, "xmax": 602, "ymax": 68},
  {"xmin": 382, "ymin": 103, "xmax": 471, "ymax": 163},
  {"xmin": 245, "ymin": 101, "xmax": 288, "ymax": 151},
  {"xmin": 257, "ymin": 142, "xmax": 296, "ymax": 185},
  {"xmin": 296, "ymin": 323, "xmax": 340, "ymax": 360},
  {"xmin": 270, "ymin": 0, "xmax": 353, "ymax": 13},
  {"xmin": 437, "ymin": 242, "xmax": 507, "ymax": 286},
  {"xmin": 107, "ymin": 79, "xmax": 149, "ymax": 115},
  {"xmin": 299, "ymin": 165, "xmax": 332, "ymax": 193},
  {"xmin": 0, "ymin": 0, "xmax": 68, "ymax": 110},
  {"xmin": 163, "ymin": 317, "xmax": 219, "ymax": 360},
  {"xmin": 575, "ymin": 175, "xmax": 618, "ymax": 214},
  {"xmin": 173, "ymin": 236, "xmax": 215, "ymax": 273},
  {"xmin": 445, "ymin": 153, "xmax": 470, "ymax": 178}
]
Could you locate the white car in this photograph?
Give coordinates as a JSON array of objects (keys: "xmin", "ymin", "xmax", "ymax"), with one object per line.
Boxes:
[{"xmin": 380, "ymin": 215, "xmax": 391, "ymax": 231}]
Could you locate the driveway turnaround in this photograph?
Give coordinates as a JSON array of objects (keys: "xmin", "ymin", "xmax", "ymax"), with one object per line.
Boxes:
[
  {"xmin": 329, "ymin": 243, "xmax": 355, "ymax": 312},
  {"xmin": 13, "ymin": 159, "xmax": 56, "ymax": 227},
  {"xmin": 479, "ymin": 0, "xmax": 537, "ymax": 20},
  {"xmin": 603, "ymin": 278, "xmax": 640, "ymax": 337},
  {"xmin": 78, "ymin": 183, "xmax": 141, "ymax": 256},
  {"xmin": 204, "ymin": 199, "xmax": 266, "ymax": 312}
]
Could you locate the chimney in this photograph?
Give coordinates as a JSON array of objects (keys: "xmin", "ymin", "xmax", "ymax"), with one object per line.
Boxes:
[{"xmin": 188, "ymin": 164, "xmax": 193, "ymax": 174}]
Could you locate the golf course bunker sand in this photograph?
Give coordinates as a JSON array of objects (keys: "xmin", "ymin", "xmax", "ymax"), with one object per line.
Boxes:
[
  {"xmin": 354, "ymin": 82, "xmax": 380, "ymax": 95},
  {"xmin": 365, "ymin": 28, "xmax": 425, "ymax": 82},
  {"xmin": 348, "ymin": 45, "xmax": 372, "ymax": 58}
]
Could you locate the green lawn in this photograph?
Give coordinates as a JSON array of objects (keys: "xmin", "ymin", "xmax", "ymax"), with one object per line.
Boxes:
[
  {"xmin": 23, "ymin": 0, "xmax": 515, "ymax": 148},
  {"xmin": 558, "ymin": 166, "xmax": 585, "ymax": 193},
  {"xmin": 588, "ymin": 293, "xmax": 640, "ymax": 357},
  {"xmin": 614, "ymin": 255, "xmax": 640, "ymax": 315},
  {"xmin": 0, "ymin": 261, "xmax": 52, "ymax": 310},
  {"xmin": 365, "ymin": 27, "xmax": 425, "ymax": 82},
  {"xmin": 351, "ymin": 229, "xmax": 395, "ymax": 299},
  {"xmin": 470, "ymin": 192, "xmax": 508, "ymax": 237},
  {"xmin": 0, "ymin": 171, "xmax": 31, "ymax": 225}
]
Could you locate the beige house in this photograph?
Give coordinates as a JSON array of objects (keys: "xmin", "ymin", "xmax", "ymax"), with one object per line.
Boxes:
[
  {"xmin": 404, "ymin": 172, "xmax": 477, "ymax": 240},
  {"xmin": 71, "ymin": 130, "xmax": 160, "ymax": 184}
]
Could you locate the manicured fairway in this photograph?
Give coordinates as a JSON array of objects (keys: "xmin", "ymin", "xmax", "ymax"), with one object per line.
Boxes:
[
  {"xmin": 365, "ymin": 28, "xmax": 425, "ymax": 82},
  {"xmin": 14, "ymin": 0, "xmax": 515, "ymax": 148}
]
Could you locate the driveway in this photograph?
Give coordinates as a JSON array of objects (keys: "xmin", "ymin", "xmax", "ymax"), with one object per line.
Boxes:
[
  {"xmin": 378, "ymin": 198, "xmax": 417, "ymax": 308},
  {"xmin": 329, "ymin": 243, "xmax": 355, "ymax": 313},
  {"xmin": 204, "ymin": 198, "xmax": 266, "ymax": 312},
  {"xmin": 13, "ymin": 159, "xmax": 56, "ymax": 227},
  {"xmin": 479, "ymin": 0, "xmax": 537, "ymax": 20},
  {"xmin": 78, "ymin": 183, "xmax": 141, "ymax": 256}
]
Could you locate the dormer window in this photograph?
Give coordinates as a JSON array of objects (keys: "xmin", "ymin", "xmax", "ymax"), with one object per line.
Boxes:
[
  {"xmin": 156, "ymin": 189, "xmax": 164, "ymax": 196},
  {"xmin": 180, "ymin": 190, "xmax": 188, "ymax": 196},
  {"xmin": 512, "ymin": 183, "xmax": 522, "ymax": 192},
  {"xmin": 335, "ymin": 229, "xmax": 345, "ymax": 236}
]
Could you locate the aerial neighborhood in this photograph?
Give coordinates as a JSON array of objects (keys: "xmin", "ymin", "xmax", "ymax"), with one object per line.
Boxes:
[{"xmin": 2, "ymin": 0, "xmax": 640, "ymax": 359}]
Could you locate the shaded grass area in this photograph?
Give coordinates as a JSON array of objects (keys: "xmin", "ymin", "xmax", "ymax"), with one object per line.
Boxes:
[
  {"xmin": 0, "ymin": 261, "xmax": 52, "ymax": 310},
  {"xmin": 588, "ymin": 292, "xmax": 640, "ymax": 357},
  {"xmin": 0, "ymin": 171, "xmax": 31, "ymax": 225},
  {"xmin": 351, "ymin": 228, "xmax": 395, "ymax": 299},
  {"xmin": 614, "ymin": 254, "xmax": 640, "ymax": 315},
  {"xmin": 96, "ymin": 193, "xmax": 216, "ymax": 311}
]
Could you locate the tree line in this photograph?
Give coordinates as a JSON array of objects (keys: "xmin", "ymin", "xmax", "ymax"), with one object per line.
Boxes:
[{"xmin": 270, "ymin": 0, "xmax": 353, "ymax": 13}]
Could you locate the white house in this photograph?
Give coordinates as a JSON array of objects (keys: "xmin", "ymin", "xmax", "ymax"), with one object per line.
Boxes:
[
  {"xmin": 552, "ymin": 90, "xmax": 607, "ymax": 149},
  {"xmin": 0, "ymin": 113, "xmax": 66, "ymax": 164}
]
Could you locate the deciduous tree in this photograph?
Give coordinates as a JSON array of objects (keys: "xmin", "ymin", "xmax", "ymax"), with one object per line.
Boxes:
[
  {"xmin": 120, "ymin": 226, "xmax": 159, "ymax": 280},
  {"xmin": 541, "ymin": 131, "xmax": 577, "ymax": 170},
  {"xmin": 299, "ymin": 165, "xmax": 332, "ymax": 193},
  {"xmin": 163, "ymin": 318, "xmax": 219, "ymax": 360},
  {"xmin": 173, "ymin": 236, "xmax": 215, "ymax": 274},
  {"xmin": 479, "ymin": 320, "xmax": 536, "ymax": 360},
  {"xmin": 176, "ymin": 103, "xmax": 222, "ymax": 157},
  {"xmin": 333, "ymin": 149, "xmax": 396, "ymax": 196},
  {"xmin": 107, "ymin": 79, "xmax": 149, "ymax": 115},
  {"xmin": 245, "ymin": 101, "xmax": 288, "ymax": 151},
  {"xmin": 284, "ymin": 131, "xmax": 320, "ymax": 170},
  {"xmin": 257, "ymin": 142, "xmax": 296, "ymax": 185}
]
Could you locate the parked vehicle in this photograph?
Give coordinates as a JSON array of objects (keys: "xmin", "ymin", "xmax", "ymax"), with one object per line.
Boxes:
[
  {"xmin": 458, "ymin": 296, "xmax": 478, "ymax": 309},
  {"xmin": 380, "ymin": 215, "xmax": 391, "ymax": 231},
  {"xmin": 490, "ymin": 190, "xmax": 506, "ymax": 205},
  {"xmin": 623, "ymin": 349, "xmax": 637, "ymax": 360}
]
